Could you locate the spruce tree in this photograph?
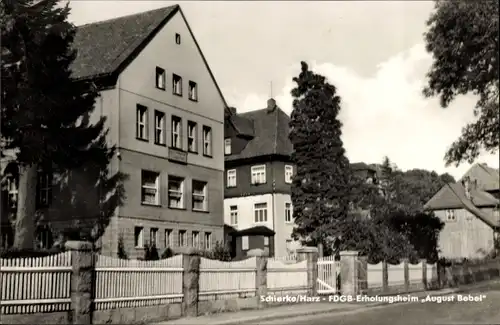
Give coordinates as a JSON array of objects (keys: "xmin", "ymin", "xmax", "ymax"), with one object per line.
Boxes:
[
  {"xmin": 289, "ymin": 61, "xmax": 353, "ymax": 248},
  {"xmin": 1, "ymin": 0, "xmax": 113, "ymax": 249}
]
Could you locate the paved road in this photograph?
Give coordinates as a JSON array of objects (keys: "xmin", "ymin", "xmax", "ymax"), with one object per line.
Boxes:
[{"xmin": 260, "ymin": 290, "xmax": 500, "ymax": 325}]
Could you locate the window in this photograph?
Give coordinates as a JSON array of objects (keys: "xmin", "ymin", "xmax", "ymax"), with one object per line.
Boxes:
[
  {"xmin": 150, "ymin": 228, "xmax": 158, "ymax": 247},
  {"xmin": 254, "ymin": 203, "xmax": 268, "ymax": 223},
  {"xmin": 227, "ymin": 169, "xmax": 236, "ymax": 188},
  {"xmin": 36, "ymin": 172, "xmax": 52, "ymax": 207},
  {"xmin": 141, "ymin": 170, "xmax": 160, "ymax": 205},
  {"xmin": 154, "ymin": 111, "xmax": 165, "ymax": 145},
  {"xmin": 242, "ymin": 236, "xmax": 249, "ymax": 250},
  {"xmin": 134, "ymin": 227, "xmax": 144, "ymax": 248},
  {"xmin": 285, "ymin": 203, "xmax": 292, "ymax": 223},
  {"xmin": 445, "ymin": 210, "xmax": 456, "ymax": 222},
  {"xmin": 178, "ymin": 230, "xmax": 187, "ymax": 247},
  {"xmin": 173, "ymin": 74, "xmax": 182, "ymax": 96},
  {"xmin": 251, "ymin": 165, "xmax": 266, "ymax": 184},
  {"xmin": 264, "ymin": 237, "xmax": 269, "ymax": 246},
  {"xmin": 192, "ymin": 231, "xmax": 200, "ymax": 248},
  {"xmin": 224, "ymin": 138, "xmax": 231, "ymax": 155},
  {"xmin": 187, "ymin": 121, "xmax": 197, "ymax": 152},
  {"xmin": 192, "ymin": 180, "xmax": 208, "ymax": 211},
  {"xmin": 230, "ymin": 205, "xmax": 238, "ymax": 225},
  {"xmin": 168, "ymin": 176, "xmax": 184, "ymax": 208},
  {"xmin": 188, "ymin": 81, "xmax": 198, "ymax": 101},
  {"xmin": 202, "ymin": 126, "xmax": 212, "ymax": 156},
  {"xmin": 165, "ymin": 229, "xmax": 172, "ymax": 247},
  {"xmin": 6, "ymin": 176, "xmax": 18, "ymax": 209},
  {"xmin": 171, "ymin": 116, "xmax": 182, "ymax": 149},
  {"xmin": 155, "ymin": 67, "xmax": 165, "ymax": 90},
  {"xmin": 285, "ymin": 165, "xmax": 293, "ymax": 184},
  {"xmin": 136, "ymin": 105, "xmax": 148, "ymax": 140},
  {"xmin": 175, "ymin": 33, "xmax": 181, "ymax": 44},
  {"xmin": 205, "ymin": 232, "xmax": 212, "ymax": 250},
  {"xmin": 36, "ymin": 225, "xmax": 53, "ymax": 249}
]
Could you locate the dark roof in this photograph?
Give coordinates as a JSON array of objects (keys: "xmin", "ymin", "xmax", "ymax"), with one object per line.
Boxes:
[
  {"xmin": 424, "ymin": 182, "xmax": 499, "ymax": 228},
  {"xmin": 229, "ymin": 226, "xmax": 275, "ymax": 236},
  {"xmin": 460, "ymin": 163, "xmax": 499, "ymax": 192},
  {"xmin": 225, "ymin": 105, "xmax": 292, "ymax": 161},
  {"xmin": 70, "ymin": 5, "xmax": 230, "ymax": 114}
]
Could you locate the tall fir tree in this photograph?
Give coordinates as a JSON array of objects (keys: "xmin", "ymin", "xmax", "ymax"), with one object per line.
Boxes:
[
  {"xmin": 289, "ymin": 61, "xmax": 353, "ymax": 247},
  {"xmin": 1, "ymin": 0, "xmax": 114, "ymax": 249}
]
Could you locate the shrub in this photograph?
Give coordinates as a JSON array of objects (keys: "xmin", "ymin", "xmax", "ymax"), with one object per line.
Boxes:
[
  {"xmin": 161, "ymin": 247, "xmax": 175, "ymax": 259},
  {"xmin": 202, "ymin": 241, "xmax": 231, "ymax": 261},
  {"xmin": 0, "ymin": 247, "xmax": 65, "ymax": 258},
  {"xmin": 143, "ymin": 244, "xmax": 159, "ymax": 261},
  {"xmin": 117, "ymin": 234, "xmax": 128, "ymax": 259}
]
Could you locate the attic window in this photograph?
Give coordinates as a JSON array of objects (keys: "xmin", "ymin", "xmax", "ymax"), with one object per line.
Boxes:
[
  {"xmin": 155, "ymin": 67, "xmax": 165, "ymax": 90},
  {"xmin": 445, "ymin": 209, "xmax": 456, "ymax": 222},
  {"xmin": 175, "ymin": 33, "xmax": 181, "ymax": 44},
  {"xmin": 224, "ymin": 138, "xmax": 231, "ymax": 155}
]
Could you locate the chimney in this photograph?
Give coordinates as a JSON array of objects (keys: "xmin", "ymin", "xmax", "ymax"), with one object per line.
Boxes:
[{"xmin": 267, "ymin": 98, "xmax": 277, "ymax": 112}]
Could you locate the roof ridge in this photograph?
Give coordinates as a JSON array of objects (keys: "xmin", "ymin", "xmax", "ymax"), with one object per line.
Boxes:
[{"xmin": 76, "ymin": 5, "xmax": 179, "ymax": 28}]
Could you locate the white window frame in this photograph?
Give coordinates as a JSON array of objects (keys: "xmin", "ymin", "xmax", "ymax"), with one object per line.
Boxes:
[
  {"xmin": 156, "ymin": 67, "xmax": 165, "ymax": 90},
  {"xmin": 136, "ymin": 105, "xmax": 148, "ymax": 140},
  {"xmin": 242, "ymin": 236, "xmax": 249, "ymax": 250},
  {"xmin": 187, "ymin": 121, "xmax": 197, "ymax": 152},
  {"xmin": 168, "ymin": 176, "xmax": 184, "ymax": 209},
  {"xmin": 203, "ymin": 126, "xmax": 212, "ymax": 156},
  {"xmin": 230, "ymin": 205, "xmax": 238, "ymax": 225},
  {"xmin": 6, "ymin": 176, "xmax": 18, "ymax": 209},
  {"xmin": 285, "ymin": 202, "xmax": 292, "ymax": 223},
  {"xmin": 227, "ymin": 169, "xmax": 237, "ymax": 187},
  {"xmin": 150, "ymin": 228, "xmax": 159, "ymax": 247},
  {"xmin": 154, "ymin": 111, "xmax": 165, "ymax": 145},
  {"xmin": 224, "ymin": 138, "xmax": 231, "ymax": 155},
  {"xmin": 192, "ymin": 180, "xmax": 208, "ymax": 211},
  {"xmin": 445, "ymin": 209, "xmax": 456, "ymax": 222},
  {"xmin": 134, "ymin": 226, "xmax": 144, "ymax": 248},
  {"xmin": 178, "ymin": 230, "xmax": 187, "ymax": 247},
  {"xmin": 192, "ymin": 231, "xmax": 200, "ymax": 248},
  {"xmin": 251, "ymin": 165, "xmax": 266, "ymax": 184},
  {"xmin": 285, "ymin": 165, "xmax": 293, "ymax": 184},
  {"xmin": 264, "ymin": 236, "xmax": 269, "ymax": 246},
  {"xmin": 205, "ymin": 232, "xmax": 212, "ymax": 250},
  {"xmin": 141, "ymin": 170, "xmax": 160, "ymax": 205},
  {"xmin": 188, "ymin": 81, "xmax": 198, "ymax": 101},
  {"xmin": 254, "ymin": 202, "xmax": 268, "ymax": 223},
  {"xmin": 165, "ymin": 229, "xmax": 172, "ymax": 247},
  {"xmin": 171, "ymin": 116, "xmax": 182, "ymax": 149},
  {"xmin": 173, "ymin": 74, "xmax": 182, "ymax": 95}
]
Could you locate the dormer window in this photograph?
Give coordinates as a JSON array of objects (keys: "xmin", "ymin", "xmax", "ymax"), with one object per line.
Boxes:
[
  {"xmin": 224, "ymin": 138, "xmax": 231, "ymax": 155},
  {"xmin": 155, "ymin": 67, "xmax": 165, "ymax": 90}
]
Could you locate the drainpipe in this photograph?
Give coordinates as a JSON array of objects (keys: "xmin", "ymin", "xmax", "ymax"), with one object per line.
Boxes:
[{"xmin": 271, "ymin": 157, "xmax": 276, "ymax": 257}]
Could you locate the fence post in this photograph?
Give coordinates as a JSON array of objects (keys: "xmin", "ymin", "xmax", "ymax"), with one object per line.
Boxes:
[
  {"xmin": 403, "ymin": 258, "xmax": 409, "ymax": 293},
  {"xmin": 65, "ymin": 240, "xmax": 95, "ymax": 325},
  {"xmin": 296, "ymin": 247, "xmax": 319, "ymax": 296},
  {"xmin": 248, "ymin": 249, "xmax": 268, "ymax": 308},
  {"xmin": 339, "ymin": 251, "xmax": 362, "ymax": 297},
  {"xmin": 382, "ymin": 260, "xmax": 389, "ymax": 293},
  {"xmin": 182, "ymin": 248, "xmax": 201, "ymax": 317},
  {"xmin": 421, "ymin": 259, "xmax": 427, "ymax": 290}
]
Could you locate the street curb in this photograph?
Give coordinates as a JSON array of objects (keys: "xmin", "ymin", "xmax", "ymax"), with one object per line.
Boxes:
[{"xmin": 218, "ymin": 280, "xmax": 500, "ymax": 325}]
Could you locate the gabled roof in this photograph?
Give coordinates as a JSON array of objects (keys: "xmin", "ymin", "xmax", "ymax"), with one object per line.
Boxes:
[
  {"xmin": 424, "ymin": 182, "xmax": 499, "ymax": 228},
  {"xmin": 70, "ymin": 5, "xmax": 230, "ymax": 114},
  {"xmin": 225, "ymin": 104, "xmax": 293, "ymax": 161},
  {"xmin": 460, "ymin": 163, "xmax": 499, "ymax": 192}
]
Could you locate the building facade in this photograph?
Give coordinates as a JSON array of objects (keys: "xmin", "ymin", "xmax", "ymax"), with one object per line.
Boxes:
[
  {"xmin": 425, "ymin": 163, "xmax": 500, "ymax": 259},
  {"xmin": 223, "ymin": 99, "xmax": 378, "ymax": 257},
  {"xmin": 1, "ymin": 5, "xmax": 228, "ymax": 257}
]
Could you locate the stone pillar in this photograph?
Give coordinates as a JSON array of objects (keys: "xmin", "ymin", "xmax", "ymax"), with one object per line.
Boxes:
[
  {"xmin": 403, "ymin": 258, "xmax": 409, "ymax": 293},
  {"xmin": 382, "ymin": 260, "xmax": 389, "ymax": 293},
  {"xmin": 182, "ymin": 248, "xmax": 201, "ymax": 317},
  {"xmin": 247, "ymin": 249, "xmax": 268, "ymax": 308},
  {"xmin": 317, "ymin": 243, "xmax": 324, "ymax": 258},
  {"xmin": 65, "ymin": 241, "xmax": 95, "ymax": 325},
  {"xmin": 421, "ymin": 259, "xmax": 427, "ymax": 290},
  {"xmin": 339, "ymin": 251, "xmax": 362, "ymax": 297},
  {"xmin": 296, "ymin": 247, "xmax": 319, "ymax": 296},
  {"xmin": 357, "ymin": 256, "xmax": 368, "ymax": 294}
]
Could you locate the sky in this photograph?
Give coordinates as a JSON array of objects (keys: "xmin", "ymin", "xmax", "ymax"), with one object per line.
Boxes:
[{"xmin": 67, "ymin": 1, "xmax": 499, "ymax": 180}]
